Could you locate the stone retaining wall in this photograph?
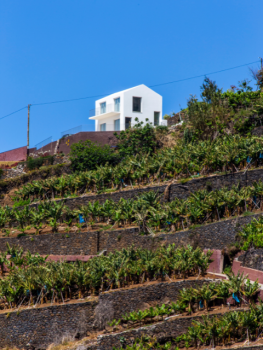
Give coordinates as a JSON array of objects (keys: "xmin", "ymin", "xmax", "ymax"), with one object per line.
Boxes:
[
  {"xmin": 97, "ymin": 310, "xmax": 234, "ymax": 350},
  {"xmin": 0, "ymin": 163, "xmax": 72, "ymax": 204},
  {"xmin": 0, "ymin": 213, "xmax": 261, "ymax": 255},
  {"xmin": 238, "ymin": 249, "xmax": 263, "ymax": 271},
  {"xmin": 98, "ymin": 212, "xmax": 262, "ymax": 253},
  {"xmin": 0, "ymin": 278, "xmax": 220, "ymax": 349},
  {"xmin": 28, "ymin": 167, "xmax": 263, "ymax": 210},
  {"xmin": 0, "ymin": 230, "xmax": 99, "ymax": 255},
  {"xmin": 0, "ymin": 300, "xmax": 97, "ymax": 349},
  {"xmin": 3, "ymin": 166, "xmax": 263, "ymax": 209},
  {"xmin": 98, "ymin": 278, "xmax": 216, "ymax": 321}
]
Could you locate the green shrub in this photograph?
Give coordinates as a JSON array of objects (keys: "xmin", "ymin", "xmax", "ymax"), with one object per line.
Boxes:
[
  {"xmin": 69, "ymin": 140, "xmax": 121, "ymax": 172},
  {"xmin": 114, "ymin": 118, "xmax": 159, "ymax": 157},
  {"xmin": 185, "ymin": 77, "xmax": 263, "ymax": 141},
  {"xmin": 24, "ymin": 155, "xmax": 55, "ymax": 170},
  {"xmin": 0, "ymin": 169, "xmax": 3, "ymax": 179}
]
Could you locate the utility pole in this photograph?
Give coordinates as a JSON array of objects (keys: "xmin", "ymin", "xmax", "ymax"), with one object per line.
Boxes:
[
  {"xmin": 260, "ymin": 57, "xmax": 263, "ymax": 70},
  {"xmin": 27, "ymin": 104, "xmax": 31, "ymax": 150}
]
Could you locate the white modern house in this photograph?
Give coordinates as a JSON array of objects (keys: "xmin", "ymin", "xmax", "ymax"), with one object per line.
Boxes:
[{"xmin": 89, "ymin": 84, "xmax": 165, "ymax": 131}]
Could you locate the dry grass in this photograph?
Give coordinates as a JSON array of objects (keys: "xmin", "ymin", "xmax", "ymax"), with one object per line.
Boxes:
[
  {"xmin": 47, "ymin": 336, "xmax": 93, "ymax": 350},
  {"xmin": 94, "ymin": 300, "xmax": 114, "ymax": 330},
  {"xmin": 0, "ymin": 161, "xmax": 20, "ymax": 166},
  {"xmin": 155, "ymin": 126, "xmax": 183, "ymax": 149}
]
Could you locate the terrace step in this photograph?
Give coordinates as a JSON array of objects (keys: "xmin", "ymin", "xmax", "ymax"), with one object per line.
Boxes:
[
  {"xmin": 97, "ymin": 307, "xmax": 248, "ymax": 350},
  {"xmin": 0, "ymin": 278, "xmax": 220, "ymax": 349},
  {"xmin": 8, "ymin": 166, "xmax": 263, "ymax": 210},
  {"xmin": 0, "ymin": 211, "xmax": 261, "ymax": 255}
]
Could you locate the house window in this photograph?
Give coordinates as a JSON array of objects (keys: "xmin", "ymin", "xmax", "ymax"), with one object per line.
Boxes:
[
  {"xmin": 100, "ymin": 123, "xmax": 106, "ymax": 131},
  {"xmin": 100, "ymin": 102, "xmax": 106, "ymax": 114},
  {"xmin": 125, "ymin": 117, "xmax": 132, "ymax": 130},
  {"xmin": 133, "ymin": 97, "xmax": 141, "ymax": 112},
  {"xmin": 154, "ymin": 112, "xmax": 160, "ymax": 126},
  {"xmin": 114, "ymin": 119, "xmax": 120, "ymax": 131},
  {"xmin": 114, "ymin": 98, "xmax": 120, "ymax": 112}
]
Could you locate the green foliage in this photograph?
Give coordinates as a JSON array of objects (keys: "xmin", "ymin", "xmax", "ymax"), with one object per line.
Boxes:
[
  {"xmin": 69, "ymin": 140, "xmax": 121, "ymax": 172},
  {"xmin": 15, "ymin": 135, "xmax": 263, "ymax": 200},
  {"xmin": 6, "ymin": 179, "xmax": 263, "ymax": 235},
  {"xmin": 237, "ymin": 215, "xmax": 263, "ymax": 250},
  {"xmin": 0, "ymin": 244, "xmax": 212, "ymax": 308},
  {"xmin": 25, "ymin": 155, "xmax": 55, "ymax": 171},
  {"xmin": 12, "ymin": 199, "xmax": 30, "ymax": 209},
  {"xmin": 114, "ymin": 118, "xmax": 159, "ymax": 157},
  {"xmin": 114, "ymin": 278, "xmax": 260, "ymax": 329},
  {"xmin": 185, "ymin": 77, "xmax": 263, "ymax": 140},
  {"xmin": 0, "ymin": 169, "xmax": 3, "ymax": 179},
  {"xmin": 113, "ymin": 285, "xmax": 262, "ymax": 350}
]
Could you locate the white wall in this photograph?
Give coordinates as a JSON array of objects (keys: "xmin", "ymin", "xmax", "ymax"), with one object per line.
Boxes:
[
  {"xmin": 96, "ymin": 116, "xmax": 124, "ymax": 131},
  {"xmin": 93, "ymin": 85, "xmax": 163, "ymax": 131},
  {"xmin": 95, "ymin": 91, "xmax": 124, "ymax": 131},
  {"xmin": 123, "ymin": 85, "xmax": 162, "ymax": 127}
]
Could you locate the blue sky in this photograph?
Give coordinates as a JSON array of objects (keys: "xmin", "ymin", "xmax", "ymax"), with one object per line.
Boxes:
[{"xmin": 0, "ymin": 0, "xmax": 262, "ymax": 152}]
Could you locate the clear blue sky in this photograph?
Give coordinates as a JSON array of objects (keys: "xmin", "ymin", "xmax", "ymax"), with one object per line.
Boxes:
[{"xmin": 0, "ymin": 0, "xmax": 262, "ymax": 152}]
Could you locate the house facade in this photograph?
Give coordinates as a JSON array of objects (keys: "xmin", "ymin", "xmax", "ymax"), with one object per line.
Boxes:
[{"xmin": 89, "ymin": 84, "xmax": 164, "ymax": 131}]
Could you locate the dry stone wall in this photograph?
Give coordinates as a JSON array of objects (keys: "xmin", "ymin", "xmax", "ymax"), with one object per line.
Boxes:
[
  {"xmin": 98, "ymin": 278, "xmax": 216, "ymax": 320},
  {"xmin": 34, "ymin": 167, "xmax": 263, "ymax": 209},
  {"xmin": 5, "ymin": 167, "xmax": 263, "ymax": 210},
  {"xmin": 0, "ymin": 300, "xmax": 97, "ymax": 350},
  {"xmin": 0, "ymin": 278, "xmax": 219, "ymax": 349},
  {"xmin": 98, "ymin": 212, "xmax": 262, "ymax": 252},
  {"xmin": 238, "ymin": 249, "xmax": 263, "ymax": 271},
  {"xmin": 0, "ymin": 213, "xmax": 261, "ymax": 255},
  {"xmin": 97, "ymin": 310, "xmax": 235, "ymax": 350},
  {"xmin": 0, "ymin": 230, "xmax": 99, "ymax": 255}
]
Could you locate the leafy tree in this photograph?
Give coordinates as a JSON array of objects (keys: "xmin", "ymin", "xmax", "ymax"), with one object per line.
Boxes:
[
  {"xmin": 200, "ymin": 77, "xmax": 222, "ymax": 104},
  {"xmin": 69, "ymin": 140, "xmax": 121, "ymax": 172}
]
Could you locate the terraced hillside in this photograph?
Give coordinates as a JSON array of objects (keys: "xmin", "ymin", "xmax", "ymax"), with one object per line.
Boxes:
[{"xmin": 2, "ymin": 78, "xmax": 263, "ymax": 350}]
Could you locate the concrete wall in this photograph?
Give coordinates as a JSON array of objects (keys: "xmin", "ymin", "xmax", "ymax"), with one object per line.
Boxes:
[
  {"xmin": 122, "ymin": 85, "xmax": 163, "ymax": 127},
  {"xmin": 29, "ymin": 131, "xmax": 119, "ymax": 157},
  {"xmin": 0, "ymin": 300, "xmax": 97, "ymax": 349},
  {"xmin": 93, "ymin": 85, "xmax": 163, "ymax": 131},
  {"xmin": 0, "ymin": 146, "xmax": 27, "ymax": 162},
  {"xmin": 233, "ymin": 260, "xmax": 263, "ymax": 284}
]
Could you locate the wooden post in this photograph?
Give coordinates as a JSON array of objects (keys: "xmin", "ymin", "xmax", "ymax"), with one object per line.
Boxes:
[{"xmin": 27, "ymin": 104, "xmax": 31, "ymax": 150}]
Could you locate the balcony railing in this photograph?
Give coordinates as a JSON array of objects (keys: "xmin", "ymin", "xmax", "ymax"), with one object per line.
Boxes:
[{"xmin": 89, "ymin": 103, "xmax": 120, "ymax": 118}]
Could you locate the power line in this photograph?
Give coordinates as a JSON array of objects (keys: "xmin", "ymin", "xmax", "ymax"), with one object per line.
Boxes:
[
  {"xmin": 0, "ymin": 106, "xmax": 27, "ymax": 121},
  {"xmin": 0, "ymin": 59, "xmax": 260, "ymax": 121},
  {"xmin": 31, "ymin": 94, "xmax": 106, "ymax": 106},
  {"xmin": 149, "ymin": 60, "xmax": 260, "ymax": 88}
]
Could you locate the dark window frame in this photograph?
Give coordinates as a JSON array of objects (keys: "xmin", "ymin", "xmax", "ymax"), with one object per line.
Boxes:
[
  {"xmin": 154, "ymin": 111, "xmax": 160, "ymax": 126},
  {"xmin": 132, "ymin": 97, "xmax": 142, "ymax": 112}
]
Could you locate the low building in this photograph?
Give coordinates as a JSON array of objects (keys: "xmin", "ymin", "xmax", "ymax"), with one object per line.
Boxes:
[{"xmin": 89, "ymin": 84, "xmax": 165, "ymax": 131}]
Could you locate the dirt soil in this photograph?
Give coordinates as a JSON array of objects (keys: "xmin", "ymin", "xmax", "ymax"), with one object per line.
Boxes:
[
  {"xmin": 0, "ymin": 295, "xmax": 98, "ymax": 315},
  {"xmin": 0, "ymin": 222, "xmax": 137, "ymax": 238}
]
